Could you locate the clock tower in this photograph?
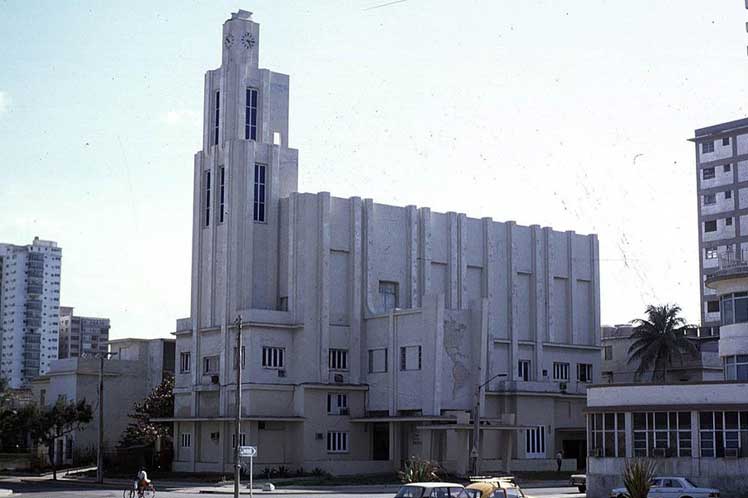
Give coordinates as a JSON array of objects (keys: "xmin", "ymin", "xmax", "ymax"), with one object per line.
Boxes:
[{"xmin": 190, "ymin": 9, "xmax": 299, "ymax": 331}]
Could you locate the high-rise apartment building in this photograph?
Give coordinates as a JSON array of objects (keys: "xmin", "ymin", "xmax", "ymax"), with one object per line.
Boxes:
[
  {"xmin": 692, "ymin": 118, "xmax": 748, "ymax": 333},
  {"xmin": 58, "ymin": 306, "xmax": 110, "ymax": 359},
  {"xmin": 168, "ymin": 10, "xmax": 602, "ymax": 475},
  {"xmin": 0, "ymin": 237, "xmax": 62, "ymax": 388}
]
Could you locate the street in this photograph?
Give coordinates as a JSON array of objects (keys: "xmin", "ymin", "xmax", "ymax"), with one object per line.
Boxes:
[{"xmin": 0, "ymin": 479, "xmax": 586, "ymax": 498}]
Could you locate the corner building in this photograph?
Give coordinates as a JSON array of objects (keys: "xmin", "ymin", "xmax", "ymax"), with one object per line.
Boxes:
[{"xmin": 170, "ymin": 11, "xmax": 601, "ymax": 475}]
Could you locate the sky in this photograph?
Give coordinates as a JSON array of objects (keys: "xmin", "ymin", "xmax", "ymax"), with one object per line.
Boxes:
[{"xmin": 1, "ymin": 0, "xmax": 747, "ymax": 340}]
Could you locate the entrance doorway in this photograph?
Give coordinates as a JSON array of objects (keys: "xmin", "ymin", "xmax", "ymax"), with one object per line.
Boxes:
[
  {"xmin": 562, "ymin": 439, "xmax": 586, "ymax": 471},
  {"xmin": 372, "ymin": 423, "xmax": 389, "ymax": 461}
]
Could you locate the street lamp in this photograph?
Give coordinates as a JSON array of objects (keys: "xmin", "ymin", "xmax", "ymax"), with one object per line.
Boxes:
[
  {"xmin": 233, "ymin": 315, "xmax": 243, "ymax": 498},
  {"xmin": 472, "ymin": 371, "xmax": 508, "ymax": 476},
  {"xmin": 96, "ymin": 351, "xmax": 118, "ymax": 484}
]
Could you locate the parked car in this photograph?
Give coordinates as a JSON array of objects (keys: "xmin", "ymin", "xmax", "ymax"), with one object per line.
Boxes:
[
  {"xmin": 465, "ymin": 477, "xmax": 526, "ymax": 498},
  {"xmin": 395, "ymin": 482, "xmax": 468, "ymax": 498},
  {"xmin": 610, "ymin": 477, "xmax": 719, "ymax": 498},
  {"xmin": 570, "ymin": 473, "xmax": 586, "ymax": 493}
]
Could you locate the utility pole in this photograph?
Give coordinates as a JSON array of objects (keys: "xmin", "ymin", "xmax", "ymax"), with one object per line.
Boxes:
[
  {"xmin": 234, "ymin": 315, "xmax": 243, "ymax": 498},
  {"xmin": 472, "ymin": 372, "xmax": 507, "ymax": 476},
  {"xmin": 96, "ymin": 351, "xmax": 117, "ymax": 484}
]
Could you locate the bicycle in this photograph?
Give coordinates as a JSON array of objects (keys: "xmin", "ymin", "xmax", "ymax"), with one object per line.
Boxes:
[{"xmin": 123, "ymin": 483, "xmax": 156, "ymax": 498}]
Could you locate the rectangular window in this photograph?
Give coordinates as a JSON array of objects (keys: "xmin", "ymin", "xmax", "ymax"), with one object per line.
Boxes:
[
  {"xmin": 329, "ymin": 348, "xmax": 348, "ymax": 370},
  {"xmin": 725, "ymin": 163, "xmax": 732, "ymax": 173},
  {"xmin": 262, "ymin": 346, "xmax": 285, "ymax": 369},
  {"xmin": 233, "ymin": 346, "xmax": 246, "ymax": 370},
  {"xmin": 552, "ymin": 362, "xmax": 570, "ymax": 381},
  {"xmin": 725, "ymin": 190, "xmax": 732, "ymax": 199},
  {"xmin": 706, "ymin": 248, "xmax": 718, "ymax": 259},
  {"xmin": 589, "ymin": 412, "xmax": 626, "ymax": 457},
  {"xmin": 253, "ymin": 163, "xmax": 267, "ymax": 222},
  {"xmin": 400, "ymin": 345, "xmax": 422, "ymax": 371},
  {"xmin": 368, "ymin": 348, "xmax": 388, "ymax": 373},
  {"xmin": 181, "ymin": 433, "xmax": 192, "ymax": 448},
  {"xmin": 707, "ymin": 301, "xmax": 720, "ymax": 313},
  {"xmin": 379, "ymin": 281, "xmax": 399, "ymax": 312},
  {"xmin": 518, "ymin": 360, "xmax": 531, "ymax": 381},
  {"xmin": 326, "ymin": 431, "xmax": 349, "ymax": 453},
  {"xmin": 577, "ymin": 363, "xmax": 593, "ymax": 383},
  {"xmin": 703, "ymin": 167, "xmax": 715, "ymax": 180},
  {"xmin": 204, "ymin": 171, "xmax": 211, "ymax": 227},
  {"xmin": 704, "ymin": 220, "xmax": 717, "ymax": 232},
  {"xmin": 703, "ymin": 193, "xmax": 716, "ymax": 205},
  {"xmin": 202, "ymin": 355, "xmax": 219, "ymax": 374},
  {"xmin": 723, "ymin": 137, "xmax": 730, "ymax": 146},
  {"xmin": 702, "ymin": 141, "xmax": 715, "ymax": 153},
  {"xmin": 525, "ymin": 425, "xmax": 545, "ymax": 458},
  {"xmin": 327, "ymin": 393, "xmax": 348, "ymax": 415},
  {"xmin": 219, "ymin": 166, "xmax": 225, "ymax": 223},
  {"xmin": 633, "ymin": 411, "xmax": 691, "ymax": 457},
  {"xmin": 213, "ymin": 91, "xmax": 220, "ymax": 146},
  {"xmin": 726, "ymin": 217, "xmax": 733, "ymax": 226},
  {"xmin": 180, "ymin": 352, "xmax": 191, "ymax": 373},
  {"xmin": 231, "ymin": 433, "xmax": 247, "ymax": 448},
  {"xmin": 603, "ymin": 345, "xmax": 613, "ymax": 361},
  {"xmin": 245, "ymin": 88, "xmax": 258, "ymax": 140}
]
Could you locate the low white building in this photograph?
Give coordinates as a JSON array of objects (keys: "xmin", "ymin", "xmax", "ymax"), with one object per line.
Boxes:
[
  {"xmin": 166, "ymin": 10, "xmax": 602, "ymax": 476},
  {"xmin": 586, "ymin": 252, "xmax": 748, "ymax": 498}
]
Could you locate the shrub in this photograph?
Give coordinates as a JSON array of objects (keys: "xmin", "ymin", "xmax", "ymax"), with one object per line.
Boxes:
[
  {"xmin": 276, "ymin": 465, "xmax": 289, "ymax": 477},
  {"xmin": 398, "ymin": 456, "xmax": 442, "ymax": 483},
  {"xmin": 623, "ymin": 458, "xmax": 657, "ymax": 498}
]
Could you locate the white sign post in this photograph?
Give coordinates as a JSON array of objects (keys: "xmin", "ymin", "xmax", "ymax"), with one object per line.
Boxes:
[{"xmin": 239, "ymin": 446, "xmax": 257, "ymax": 498}]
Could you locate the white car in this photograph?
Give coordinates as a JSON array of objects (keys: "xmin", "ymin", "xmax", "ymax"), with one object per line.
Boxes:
[
  {"xmin": 611, "ymin": 477, "xmax": 719, "ymax": 498},
  {"xmin": 395, "ymin": 482, "xmax": 468, "ymax": 498}
]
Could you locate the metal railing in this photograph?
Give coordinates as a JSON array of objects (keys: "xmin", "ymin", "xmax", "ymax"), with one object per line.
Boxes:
[{"xmin": 719, "ymin": 250, "xmax": 748, "ymax": 271}]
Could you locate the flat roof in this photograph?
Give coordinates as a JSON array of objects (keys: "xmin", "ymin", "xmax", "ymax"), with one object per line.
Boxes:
[{"xmin": 691, "ymin": 116, "xmax": 748, "ymax": 140}]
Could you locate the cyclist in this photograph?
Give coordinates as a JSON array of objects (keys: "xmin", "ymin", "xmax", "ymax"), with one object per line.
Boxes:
[{"xmin": 134, "ymin": 469, "xmax": 152, "ymax": 496}]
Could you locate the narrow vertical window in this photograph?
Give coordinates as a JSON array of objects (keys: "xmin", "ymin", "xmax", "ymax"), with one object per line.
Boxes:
[
  {"xmin": 219, "ymin": 166, "xmax": 225, "ymax": 223},
  {"xmin": 245, "ymin": 88, "xmax": 258, "ymax": 140},
  {"xmin": 204, "ymin": 171, "xmax": 211, "ymax": 227},
  {"xmin": 213, "ymin": 91, "xmax": 220, "ymax": 146},
  {"xmin": 253, "ymin": 163, "xmax": 267, "ymax": 222}
]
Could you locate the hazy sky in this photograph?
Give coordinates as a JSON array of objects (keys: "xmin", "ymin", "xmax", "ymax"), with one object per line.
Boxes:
[{"xmin": 2, "ymin": 0, "xmax": 748, "ymax": 340}]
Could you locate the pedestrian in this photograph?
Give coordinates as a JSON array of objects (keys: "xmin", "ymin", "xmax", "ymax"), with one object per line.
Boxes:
[{"xmin": 556, "ymin": 450, "xmax": 563, "ymax": 472}]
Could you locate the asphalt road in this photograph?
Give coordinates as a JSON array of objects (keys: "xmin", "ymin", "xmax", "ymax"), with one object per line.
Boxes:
[{"xmin": 0, "ymin": 480, "xmax": 586, "ymax": 498}]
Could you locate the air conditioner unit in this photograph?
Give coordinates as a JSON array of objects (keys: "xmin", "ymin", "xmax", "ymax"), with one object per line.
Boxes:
[
  {"xmin": 652, "ymin": 447, "xmax": 666, "ymax": 458},
  {"xmin": 725, "ymin": 447, "xmax": 739, "ymax": 458},
  {"xmin": 210, "ymin": 431, "xmax": 220, "ymax": 441},
  {"xmin": 258, "ymin": 421, "xmax": 266, "ymax": 430},
  {"xmin": 559, "ymin": 382, "xmax": 568, "ymax": 392},
  {"xmin": 211, "ymin": 375, "xmax": 220, "ymax": 384},
  {"xmin": 334, "ymin": 373, "xmax": 344, "ymax": 383},
  {"xmin": 278, "ymin": 369, "xmax": 286, "ymax": 378},
  {"xmin": 339, "ymin": 408, "xmax": 350, "ymax": 416},
  {"xmin": 315, "ymin": 432, "xmax": 324, "ymax": 440}
]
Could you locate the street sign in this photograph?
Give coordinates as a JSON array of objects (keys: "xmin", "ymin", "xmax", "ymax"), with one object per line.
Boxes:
[{"xmin": 240, "ymin": 445, "xmax": 257, "ymax": 458}]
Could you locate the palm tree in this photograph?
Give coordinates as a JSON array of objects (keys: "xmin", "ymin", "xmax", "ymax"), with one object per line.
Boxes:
[{"xmin": 627, "ymin": 304, "xmax": 698, "ymax": 382}]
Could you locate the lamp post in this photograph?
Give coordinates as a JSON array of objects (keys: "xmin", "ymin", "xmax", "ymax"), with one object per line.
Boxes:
[
  {"xmin": 96, "ymin": 351, "xmax": 118, "ymax": 484},
  {"xmin": 233, "ymin": 315, "xmax": 243, "ymax": 498},
  {"xmin": 472, "ymin": 371, "xmax": 508, "ymax": 476}
]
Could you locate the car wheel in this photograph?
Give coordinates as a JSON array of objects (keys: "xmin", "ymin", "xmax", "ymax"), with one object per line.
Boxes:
[
  {"xmin": 578, "ymin": 486, "xmax": 586, "ymax": 493},
  {"xmin": 617, "ymin": 494, "xmax": 625, "ymax": 498}
]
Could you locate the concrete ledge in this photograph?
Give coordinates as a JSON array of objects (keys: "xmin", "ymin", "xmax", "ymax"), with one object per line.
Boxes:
[{"xmin": 0, "ymin": 489, "xmax": 12, "ymax": 496}]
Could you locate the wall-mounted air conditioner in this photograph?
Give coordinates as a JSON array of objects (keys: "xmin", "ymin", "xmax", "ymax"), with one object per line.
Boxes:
[
  {"xmin": 211, "ymin": 375, "xmax": 220, "ymax": 384},
  {"xmin": 278, "ymin": 369, "xmax": 286, "ymax": 378}
]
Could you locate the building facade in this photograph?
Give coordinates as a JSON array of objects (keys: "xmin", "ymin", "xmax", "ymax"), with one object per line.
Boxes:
[
  {"xmin": 0, "ymin": 237, "xmax": 61, "ymax": 389},
  {"xmin": 31, "ymin": 337, "xmax": 175, "ymax": 466},
  {"xmin": 600, "ymin": 325, "xmax": 722, "ymax": 384},
  {"xmin": 586, "ymin": 238, "xmax": 748, "ymax": 498},
  {"xmin": 692, "ymin": 118, "xmax": 748, "ymax": 333},
  {"xmin": 58, "ymin": 306, "xmax": 110, "ymax": 359},
  {"xmin": 168, "ymin": 10, "xmax": 601, "ymax": 476}
]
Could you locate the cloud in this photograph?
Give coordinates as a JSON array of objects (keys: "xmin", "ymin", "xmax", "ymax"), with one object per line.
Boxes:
[
  {"xmin": 159, "ymin": 109, "xmax": 200, "ymax": 125},
  {"xmin": 0, "ymin": 92, "xmax": 8, "ymax": 115}
]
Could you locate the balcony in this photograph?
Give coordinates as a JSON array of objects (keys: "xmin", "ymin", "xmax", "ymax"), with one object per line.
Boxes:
[
  {"xmin": 493, "ymin": 379, "xmax": 590, "ymax": 395},
  {"xmin": 706, "ymin": 250, "xmax": 748, "ymax": 286}
]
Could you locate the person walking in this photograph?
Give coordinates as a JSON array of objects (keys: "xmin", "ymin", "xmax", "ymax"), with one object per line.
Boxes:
[{"xmin": 555, "ymin": 450, "xmax": 563, "ymax": 472}]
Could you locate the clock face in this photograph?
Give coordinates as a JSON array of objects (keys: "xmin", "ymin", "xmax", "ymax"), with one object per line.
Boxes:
[
  {"xmin": 224, "ymin": 34, "xmax": 234, "ymax": 48},
  {"xmin": 241, "ymin": 32, "xmax": 256, "ymax": 50}
]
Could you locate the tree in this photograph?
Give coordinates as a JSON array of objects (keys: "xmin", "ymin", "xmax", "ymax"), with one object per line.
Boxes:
[
  {"xmin": 0, "ymin": 378, "xmax": 34, "ymax": 452},
  {"xmin": 27, "ymin": 399, "xmax": 93, "ymax": 480},
  {"xmin": 627, "ymin": 304, "xmax": 698, "ymax": 382},
  {"xmin": 118, "ymin": 375, "xmax": 174, "ymax": 450}
]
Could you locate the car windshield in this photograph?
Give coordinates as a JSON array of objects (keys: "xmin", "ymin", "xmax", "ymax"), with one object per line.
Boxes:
[
  {"xmin": 506, "ymin": 488, "xmax": 525, "ymax": 498},
  {"xmin": 682, "ymin": 479, "xmax": 697, "ymax": 488},
  {"xmin": 396, "ymin": 486, "xmax": 425, "ymax": 498}
]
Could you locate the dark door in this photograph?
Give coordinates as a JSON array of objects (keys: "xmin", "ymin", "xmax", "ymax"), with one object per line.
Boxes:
[
  {"xmin": 562, "ymin": 439, "xmax": 586, "ymax": 471},
  {"xmin": 372, "ymin": 423, "xmax": 389, "ymax": 460}
]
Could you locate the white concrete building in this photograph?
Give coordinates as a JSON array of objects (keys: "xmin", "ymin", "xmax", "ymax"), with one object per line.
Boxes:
[
  {"xmin": 167, "ymin": 10, "xmax": 601, "ymax": 476},
  {"xmin": 0, "ymin": 237, "xmax": 62, "ymax": 389},
  {"xmin": 58, "ymin": 306, "xmax": 111, "ymax": 359},
  {"xmin": 586, "ymin": 251, "xmax": 748, "ymax": 498},
  {"xmin": 31, "ymin": 337, "xmax": 175, "ymax": 465}
]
